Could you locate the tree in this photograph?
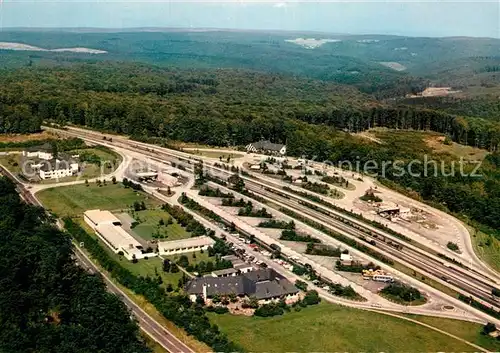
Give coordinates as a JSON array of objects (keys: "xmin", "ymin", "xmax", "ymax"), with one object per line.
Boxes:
[
  {"xmin": 228, "ymin": 292, "xmax": 238, "ymax": 303},
  {"xmin": 228, "ymin": 174, "xmax": 245, "ymax": 192},
  {"xmin": 132, "ymin": 254, "xmax": 138, "ymax": 263},
  {"xmin": 194, "ymin": 162, "xmax": 205, "ymax": 185},
  {"xmin": 170, "ymin": 264, "xmax": 179, "ymax": 273},
  {"xmin": 162, "ymin": 259, "xmax": 171, "ymax": 272},
  {"xmin": 482, "ymin": 322, "xmax": 497, "ymax": 335},
  {"xmin": 303, "ymin": 290, "xmax": 321, "ymax": 305},
  {"xmin": 212, "ymin": 293, "xmax": 221, "ymax": 304},
  {"xmin": 177, "ymin": 255, "xmax": 190, "ymax": 268},
  {"xmin": 295, "ymin": 279, "xmax": 308, "ymax": 291},
  {"xmin": 111, "ymin": 176, "xmax": 117, "ymax": 184},
  {"xmin": 195, "ymin": 295, "xmax": 205, "ymax": 306},
  {"xmin": 50, "ymin": 141, "xmax": 58, "ymax": 159},
  {"xmin": 85, "ymin": 179, "xmax": 89, "ymax": 187}
]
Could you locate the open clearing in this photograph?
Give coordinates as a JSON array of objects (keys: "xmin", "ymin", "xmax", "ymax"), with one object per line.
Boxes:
[
  {"xmin": 37, "ymin": 183, "xmax": 161, "ymax": 217},
  {"xmin": 0, "ymin": 42, "xmax": 107, "ymax": 54},
  {"xmin": 132, "ymin": 209, "xmax": 191, "ymax": 241},
  {"xmin": 405, "ymin": 314, "xmax": 500, "ymax": 352},
  {"xmin": 425, "ymin": 135, "xmax": 489, "ymax": 161},
  {"xmin": 470, "ymin": 226, "xmax": 500, "ymax": 272},
  {"xmin": 379, "ymin": 62, "xmax": 407, "ymax": 71},
  {"xmin": 209, "ymin": 303, "xmax": 478, "ymax": 352},
  {"xmin": 0, "ymin": 131, "xmax": 55, "ymax": 144}
]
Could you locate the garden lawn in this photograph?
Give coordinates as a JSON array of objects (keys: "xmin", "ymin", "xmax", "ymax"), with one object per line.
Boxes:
[
  {"xmin": 470, "ymin": 226, "xmax": 500, "ymax": 272},
  {"xmin": 209, "ymin": 303, "xmax": 478, "ymax": 352},
  {"xmin": 0, "ymin": 154, "xmax": 23, "ymax": 173},
  {"xmin": 132, "ymin": 209, "xmax": 191, "ymax": 241},
  {"xmin": 37, "ymin": 183, "xmax": 160, "ymax": 217},
  {"xmin": 167, "ymin": 250, "xmax": 214, "ymax": 267}
]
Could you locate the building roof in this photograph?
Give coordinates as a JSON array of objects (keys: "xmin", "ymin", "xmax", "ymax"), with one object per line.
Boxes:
[
  {"xmin": 186, "ymin": 268, "xmax": 298, "ymax": 300},
  {"xmin": 96, "ymin": 223, "xmax": 143, "ymax": 251},
  {"xmin": 221, "ymin": 254, "xmax": 240, "ymax": 262},
  {"xmin": 158, "ymin": 236, "xmax": 215, "ymax": 251},
  {"xmin": 234, "ymin": 262, "xmax": 254, "ymax": 271},
  {"xmin": 254, "ymin": 278, "xmax": 299, "ymax": 300},
  {"xmin": 212, "ymin": 268, "xmax": 239, "ymax": 276},
  {"xmin": 84, "ymin": 209, "xmax": 122, "ymax": 226},
  {"xmin": 115, "ymin": 213, "xmax": 137, "ymax": 227},
  {"xmin": 248, "ymin": 140, "xmax": 285, "ymax": 152},
  {"xmin": 185, "ymin": 276, "xmax": 252, "ymax": 297},
  {"xmin": 340, "ymin": 253, "xmax": 352, "ymax": 261}
]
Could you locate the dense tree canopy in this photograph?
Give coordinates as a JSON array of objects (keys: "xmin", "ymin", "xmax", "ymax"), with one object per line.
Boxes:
[{"xmin": 0, "ymin": 177, "xmax": 150, "ymax": 353}]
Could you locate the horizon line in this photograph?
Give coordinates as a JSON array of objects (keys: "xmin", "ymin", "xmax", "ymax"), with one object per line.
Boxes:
[{"xmin": 1, "ymin": 26, "xmax": 499, "ymax": 40}]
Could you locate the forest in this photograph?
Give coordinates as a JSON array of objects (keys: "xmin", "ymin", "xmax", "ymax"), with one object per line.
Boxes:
[{"xmin": 0, "ymin": 177, "xmax": 151, "ymax": 353}]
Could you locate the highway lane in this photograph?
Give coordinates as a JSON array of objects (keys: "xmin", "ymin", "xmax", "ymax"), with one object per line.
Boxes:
[{"xmin": 245, "ymin": 183, "xmax": 500, "ymax": 311}]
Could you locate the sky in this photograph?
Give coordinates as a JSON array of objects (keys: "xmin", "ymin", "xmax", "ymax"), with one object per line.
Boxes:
[{"xmin": 1, "ymin": 0, "xmax": 499, "ymax": 38}]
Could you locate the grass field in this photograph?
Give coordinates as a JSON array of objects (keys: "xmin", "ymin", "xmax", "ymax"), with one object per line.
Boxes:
[
  {"xmin": 37, "ymin": 183, "xmax": 161, "ymax": 217},
  {"xmin": 167, "ymin": 249, "xmax": 215, "ymax": 267},
  {"xmin": 406, "ymin": 315, "xmax": 500, "ymax": 352},
  {"xmin": 75, "ymin": 147, "xmax": 122, "ymax": 180},
  {"xmin": 132, "ymin": 209, "xmax": 191, "ymax": 241},
  {"xmin": 120, "ymin": 256, "xmax": 182, "ymax": 286},
  {"xmin": 0, "ymin": 131, "xmax": 55, "ymax": 144},
  {"xmin": 0, "ymin": 153, "xmax": 23, "ymax": 173},
  {"xmin": 470, "ymin": 226, "xmax": 500, "ymax": 272},
  {"xmin": 425, "ymin": 135, "xmax": 490, "ymax": 161},
  {"xmin": 208, "ymin": 303, "xmax": 478, "ymax": 352}
]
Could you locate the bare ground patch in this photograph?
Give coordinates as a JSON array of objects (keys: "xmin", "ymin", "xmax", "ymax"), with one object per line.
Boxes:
[
  {"xmin": 0, "ymin": 131, "xmax": 56, "ymax": 144},
  {"xmin": 425, "ymin": 135, "xmax": 489, "ymax": 161}
]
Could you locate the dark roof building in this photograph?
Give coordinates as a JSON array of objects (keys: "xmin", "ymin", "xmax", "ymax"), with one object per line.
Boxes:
[
  {"xmin": 186, "ymin": 268, "xmax": 298, "ymax": 301},
  {"xmin": 246, "ymin": 140, "xmax": 286, "ymax": 155}
]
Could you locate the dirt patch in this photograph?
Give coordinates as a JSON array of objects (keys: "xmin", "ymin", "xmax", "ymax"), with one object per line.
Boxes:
[
  {"xmin": 379, "ymin": 62, "xmax": 407, "ymax": 71},
  {"xmin": 425, "ymin": 135, "xmax": 489, "ymax": 161},
  {"xmin": 355, "ymin": 131, "xmax": 384, "ymax": 145},
  {"xmin": 0, "ymin": 131, "xmax": 56, "ymax": 144}
]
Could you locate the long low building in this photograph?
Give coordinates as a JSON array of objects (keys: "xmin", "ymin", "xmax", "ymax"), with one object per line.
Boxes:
[
  {"xmin": 84, "ymin": 209, "xmax": 152, "ymax": 261},
  {"xmin": 158, "ymin": 236, "xmax": 215, "ymax": 256}
]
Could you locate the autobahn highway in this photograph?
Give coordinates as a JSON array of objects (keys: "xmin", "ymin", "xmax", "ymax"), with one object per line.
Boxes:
[
  {"xmin": 46, "ymin": 126, "xmax": 500, "ymax": 322},
  {"xmin": 0, "ymin": 163, "xmax": 195, "ymax": 353},
  {"xmin": 241, "ymin": 178, "xmax": 500, "ymax": 311}
]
